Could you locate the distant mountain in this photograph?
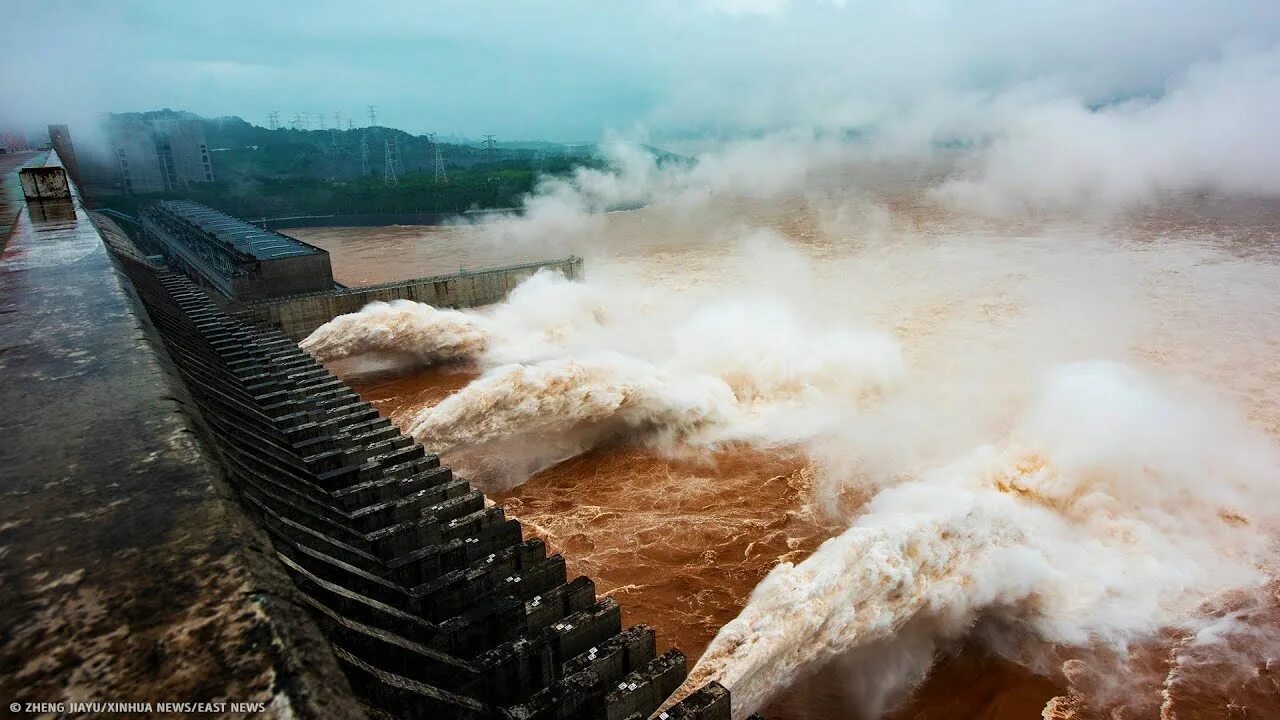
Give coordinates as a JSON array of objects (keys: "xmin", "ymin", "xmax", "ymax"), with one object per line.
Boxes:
[
  {"xmin": 101, "ymin": 110, "xmax": 614, "ymax": 184},
  {"xmin": 89, "ymin": 110, "xmax": 688, "ymax": 218}
]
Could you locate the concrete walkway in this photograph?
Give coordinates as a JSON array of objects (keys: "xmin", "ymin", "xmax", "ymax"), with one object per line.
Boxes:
[{"xmin": 0, "ymin": 153, "xmax": 359, "ymax": 716}]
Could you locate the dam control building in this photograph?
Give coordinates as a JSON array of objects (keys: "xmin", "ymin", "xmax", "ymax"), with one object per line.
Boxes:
[{"xmin": 141, "ymin": 200, "xmax": 336, "ymax": 300}]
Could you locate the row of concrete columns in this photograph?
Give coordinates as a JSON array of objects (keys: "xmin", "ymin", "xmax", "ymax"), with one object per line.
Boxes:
[{"xmin": 107, "ymin": 246, "xmax": 743, "ymax": 720}]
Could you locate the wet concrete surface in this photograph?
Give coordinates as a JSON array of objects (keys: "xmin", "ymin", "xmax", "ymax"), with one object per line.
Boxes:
[
  {"xmin": 0, "ymin": 156, "xmax": 362, "ymax": 717},
  {"xmin": 0, "ymin": 151, "xmax": 43, "ymax": 246}
]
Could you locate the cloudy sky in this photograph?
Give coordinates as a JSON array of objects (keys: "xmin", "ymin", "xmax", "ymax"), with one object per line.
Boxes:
[{"xmin": 4, "ymin": 0, "xmax": 1280, "ymax": 142}]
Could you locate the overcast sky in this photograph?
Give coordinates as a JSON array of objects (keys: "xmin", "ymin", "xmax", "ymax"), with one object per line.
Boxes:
[{"xmin": 4, "ymin": 0, "xmax": 1280, "ymax": 143}]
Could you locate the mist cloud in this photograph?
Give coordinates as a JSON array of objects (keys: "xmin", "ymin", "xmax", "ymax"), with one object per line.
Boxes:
[
  {"xmin": 7, "ymin": 1, "xmax": 1280, "ymax": 151},
  {"xmin": 931, "ymin": 47, "xmax": 1280, "ymax": 210}
]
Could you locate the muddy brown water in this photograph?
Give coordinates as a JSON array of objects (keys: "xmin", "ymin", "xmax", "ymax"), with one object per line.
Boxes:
[
  {"xmin": 345, "ymin": 364, "xmax": 1069, "ymax": 720},
  {"xmin": 306, "ymin": 185, "xmax": 1280, "ymax": 719}
]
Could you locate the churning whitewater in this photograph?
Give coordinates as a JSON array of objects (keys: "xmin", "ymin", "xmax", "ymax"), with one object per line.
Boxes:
[
  {"xmin": 300, "ymin": 144, "xmax": 1280, "ymax": 717},
  {"xmin": 303, "ymin": 267, "xmax": 906, "ymax": 488},
  {"xmin": 673, "ymin": 361, "xmax": 1277, "ymax": 718}
]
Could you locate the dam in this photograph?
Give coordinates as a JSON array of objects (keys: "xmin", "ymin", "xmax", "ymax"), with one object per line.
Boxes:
[
  {"xmin": 0, "ymin": 152, "xmax": 741, "ymax": 718},
  {"xmin": 6, "ymin": 148, "xmax": 1280, "ymax": 720}
]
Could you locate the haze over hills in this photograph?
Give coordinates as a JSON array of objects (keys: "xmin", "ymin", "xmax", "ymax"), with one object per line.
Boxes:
[{"xmin": 78, "ymin": 109, "xmax": 686, "ymax": 219}]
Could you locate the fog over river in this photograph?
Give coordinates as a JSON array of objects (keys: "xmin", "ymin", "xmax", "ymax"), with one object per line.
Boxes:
[{"xmin": 291, "ymin": 147, "xmax": 1280, "ymax": 719}]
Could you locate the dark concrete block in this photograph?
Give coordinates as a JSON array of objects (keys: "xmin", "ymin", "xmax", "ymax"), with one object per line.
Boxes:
[
  {"xmin": 659, "ymin": 682, "xmax": 731, "ymax": 720},
  {"xmin": 604, "ymin": 649, "xmax": 687, "ymax": 720}
]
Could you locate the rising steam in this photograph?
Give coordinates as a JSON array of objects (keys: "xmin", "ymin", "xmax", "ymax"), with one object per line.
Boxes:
[
  {"xmin": 304, "ymin": 262, "xmax": 905, "ymax": 488},
  {"xmin": 299, "ymin": 28, "xmax": 1280, "ymax": 712},
  {"xmin": 675, "ymin": 361, "xmax": 1278, "ymax": 717},
  {"xmin": 306, "ymin": 212, "xmax": 1280, "ymax": 716}
]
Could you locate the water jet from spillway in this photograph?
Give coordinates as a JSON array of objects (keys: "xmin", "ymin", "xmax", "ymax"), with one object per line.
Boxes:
[{"xmin": 305, "ymin": 158, "xmax": 1280, "ymax": 719}]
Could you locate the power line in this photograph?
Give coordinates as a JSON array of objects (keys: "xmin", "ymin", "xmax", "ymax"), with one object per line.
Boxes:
[{"xmin": 329, "ymin": 126, "xmax": 341, "ymax": 179}]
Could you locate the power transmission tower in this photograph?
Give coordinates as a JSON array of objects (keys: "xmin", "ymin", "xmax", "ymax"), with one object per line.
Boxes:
[
  {"xmin": 267, "ymin": 111, "xmax": 279, "ymax": 130},
  {"xmin": 333, "ymin": 111, "xmax": 341, "ymax": 130},
  {"xmin": 482, "ymin": 134, "xmax": 497, "ymax": 159},
  {"xmin": 384, "ymin": 138, "xmax": 401, "ymax": 185},
  {"xmin": 360, "ymin": 134, "xmax": 371, "ymax": 175},
  {"xmin": 367, "ymin": 105, "xmax": 377, "ymax": 128},
  {"xmin": 347, "ymin": 119, "xmax": 355, "ymax": 131},
  {"xmin": 301, "ymin": 112, "xmax": 311, "ymax": 130},
  {"xmin": 291, "ymin": 112, "xmax": 303, "ymax": 130},
  {"xmin": 317, "ymin": 113, "xmax": 326, "ymax": 130},
  {"xmin": 328, "ymin": 128, "xmax": 341, "ymax": 179},
  {"xmin": 428, "ymin": 132, "xmax": 447, "ymax": 183}
]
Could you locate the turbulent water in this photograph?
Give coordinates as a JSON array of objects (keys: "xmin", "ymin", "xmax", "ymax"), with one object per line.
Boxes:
[{"xmin": 297, "ymin": 174, "xmax": 1280, "ymax": 719}]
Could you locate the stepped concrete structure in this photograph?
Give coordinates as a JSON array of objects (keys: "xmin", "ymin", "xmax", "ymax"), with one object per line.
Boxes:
[{"xmin": 1, "ymin": 152, "xmax": 756, "ymax": 717}]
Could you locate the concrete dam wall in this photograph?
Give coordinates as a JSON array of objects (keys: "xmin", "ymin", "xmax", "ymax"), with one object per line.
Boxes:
[
  {"xmin": 104, "ymin": 236, "xmax": 742, "ymax": 719},
  {"xmin": 259, "ymin": 209, "xmax": 517, "ymax": 231},
  {"xmin": 240, "ymin": 256, "xmax": 584, "ymax": 341}
]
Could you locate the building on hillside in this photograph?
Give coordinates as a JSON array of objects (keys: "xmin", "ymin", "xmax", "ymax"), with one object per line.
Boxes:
[
  {"xmin": 156, "ymin": 117, "xmax": 214, "ymax": 186},
  {"xmin": 110, "ymin": 118, "xmax": 167, "ymax": 193},
  {"xmin": 109, "ymin": 117, "xmax": 214, "ymax": 194}
]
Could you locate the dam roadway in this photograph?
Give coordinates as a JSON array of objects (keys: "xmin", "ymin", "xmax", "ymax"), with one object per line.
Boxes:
[
  {"xmin": 0, "ymin": 153, "xmax": 740, "ymax": 719},
  {"xmin": 0, "ymin": 151, "xmax": 360, "ymax": 715}
]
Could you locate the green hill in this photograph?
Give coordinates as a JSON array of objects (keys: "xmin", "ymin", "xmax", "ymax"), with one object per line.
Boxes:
[{"xmin": 88, "ymin": 110, "xmax": 657, "ymax": 219}]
